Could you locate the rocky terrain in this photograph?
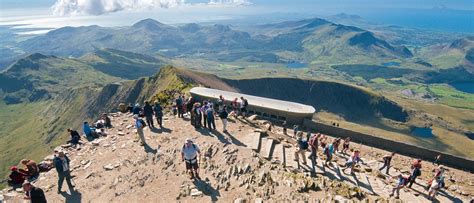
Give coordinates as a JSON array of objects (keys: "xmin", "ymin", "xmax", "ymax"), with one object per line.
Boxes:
[{"xmin": 1, "ymin": 111, "xmax": 472, "ymax": 202}]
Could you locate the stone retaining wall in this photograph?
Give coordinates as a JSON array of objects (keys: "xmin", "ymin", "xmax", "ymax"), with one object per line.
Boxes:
[{"xmin": 303, "ymin": 119, "xmax": 474, "ymax": 172}]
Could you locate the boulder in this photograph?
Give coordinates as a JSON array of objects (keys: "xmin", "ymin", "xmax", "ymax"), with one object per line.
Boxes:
[
  {"xmin": 190, "ymin": 189, "xmax": 203, "ymax": 197},
  {"xmin": 104, "ymin": 164, "xmax": 114, "ymax": 170},
  {"xmin": 247, "ymin": 115, "xmax": 258, "ymax": 121}
]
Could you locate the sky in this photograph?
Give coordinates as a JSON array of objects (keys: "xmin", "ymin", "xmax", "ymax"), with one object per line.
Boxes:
[{"xmin": 0, "ymin": 0, "xmax": 473, "ymax": 34}]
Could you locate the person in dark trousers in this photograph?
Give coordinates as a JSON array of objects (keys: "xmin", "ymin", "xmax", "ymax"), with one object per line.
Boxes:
[
  {"xmin": 153, "ymin": 102, "xmax": 163, "ymax": 128},
  {"xmin": 308, "ymin": 133, "xmax": 319, "ymax": 176},
  {"xmin": 66, "ymin": 128, "xmax": 81, "ymax": 145},
  {"xmin": 206, "ymin": 105, "xmax": 216, "ymax": 130},
  {"xmin": 434, "ymin": 154, "xmax": 441, "ymax": 166},
  {"xmin": 379, "ymin": 152, "xmax": 396, "ymax": 175},
  {"xmin": 102, "ymin": 113, "xmax": 112, "ymax": 128},
  {"xmin": 176, "ymin": 96, "xmax": 183, "ymax": 118},
  {"xmin": 408, "ymin": 159, "xmax": 422, "ymax": 188},
  {"xmin": 22, "ymin": 181, "xmax": 47, "ymax": 203},
  {"xmin": 201, "ymin": 101, "xmax": 209, "ymax": 128},
  {"xmin": 54, "ymin": 151, "xmax": 75, "ymax": 194},
  {"xmin": 143, "ymin": 101, "xmax": 155, "ymax": 128},
  {"xmin": 127, "ymin": 103, "xmax": 133, "ymax": 113},
  {"xmin": 218, "ymin": 106, "xmax": 228, "ymax": 133}
]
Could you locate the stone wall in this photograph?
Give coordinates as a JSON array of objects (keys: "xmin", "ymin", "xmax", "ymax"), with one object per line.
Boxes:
[{"xmin": 303, "ymin": 119, "xmax": 474, "ymax": 172}]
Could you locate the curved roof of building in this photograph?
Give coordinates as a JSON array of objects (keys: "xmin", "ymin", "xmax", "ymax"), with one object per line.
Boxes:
[{"xmin": 190, "ymin": 87, "xmax": 316, "ymax": 115}]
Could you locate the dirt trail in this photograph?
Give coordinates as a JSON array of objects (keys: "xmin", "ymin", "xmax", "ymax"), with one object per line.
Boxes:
[{"xmin": 1, "ymin": 112, "xmax": 472, "ymax": 202}]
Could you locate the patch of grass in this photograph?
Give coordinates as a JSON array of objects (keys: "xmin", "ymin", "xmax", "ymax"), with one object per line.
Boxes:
[{"xmin": 428, "ymin": 84, "xmax": 474, "ymax": 110}]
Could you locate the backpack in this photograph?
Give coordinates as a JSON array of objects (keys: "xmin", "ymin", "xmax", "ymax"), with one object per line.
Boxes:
[
  {"xmin": 139, "ymin": 119, "xmax": 146, "ymax": 127},
  {"xmin": 299, "ymin": 140, "xmax": 309, "ymax": 150},
  {"xmin": 309, "ymin": 135, "xmax": 318, "ymax": 148}
]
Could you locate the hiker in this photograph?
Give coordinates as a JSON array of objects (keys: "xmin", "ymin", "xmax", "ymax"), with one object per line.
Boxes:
[
  {"xmin": 231, "ymin": 98, "xmax": 239, "ymax": 117},
  {"xmin": 428, "ymin": 169, "xmax": 445, "ymax": 200},
  {"xmin": 176, "ymin": 95, "xmax": 184, "ymax": 118},
  {"xmin": 341, "ymin": 137, "xmax": 351, "ymax": 154},
  {"xmin": 426, "ymin": 165, "xmax": 446, "ymax": 190},
  {"xmin": 206, "ymin": 104, "xmax": 216, "ymax": 130},
  {"xmin": 181, "ymin": 138, "xmax": 201, "ymax": 179},
  {"xmin": 240, "ymin": 96, "xmax": 248, "ymax": 117},
  {"xmin": 294, "ymin": 132, "xmax": 308, "ymax": 165},
  {"xmin": 218, "ymin": 105, "xmax": 229, "ymax": 133},
  {"xmin": 282, "ymin": 121, "xmax": 288, "ymax": 135},
  {"xmin": 342, "ymin": 149, "xmax": 364, "ymax": 174},
  {"xmin": 434, "ymin": 154, "xmax": 441, "ymax": 165},
  {"xmin": 172, "ymin": 105, "xmax": 178, "ymax": 116},
  {"xmin": 54, "ymin": 151, "xmax": 74, "ymax": 194},
  {"xmin": 143, "ymin": 101, "xmax": 155, "ymax": 128},
  {"xmin": 22, "ymin": 181, "xmax": 47, "ymax": 203},
  {"xmin": 132, "ymin": 103, "xmax": 141, "ymax": 116},
  {"xmin": 66, "ymin": 128, "xmax": 81, "ymax": 145},
  {"xmin": 201, "ymin": 101, "xmax": 209, "ymax": 128},
  {"xmin": 323, "ymin": 140, "xmax": 334, "ymax": 167},
  {"xmin": 333, "ymin": 138, "xmax": 342, "ymax": 153},
  {"xmin": 407, "ymin": 159, "xmax": 422, "ymax": 188},
  {"xmin": 7, "ymin": 166, "xmax": 27, "ymax": 187},
  {"xmin": 19, "ymin": 159, "xmax": 39, "ymax": 181},
  {"xmin": 308, "ymin": 133, "xmax": 319, "ymax": 176},
  {"xmin": 390, "ymin": 173, "xmax": 410, "ymax": 199},
  {"xmin": 193, "ymin": 103, "xmax": 202, "ymax": 129},
  {"xmin": 102, "ymin": 113, "xmax": 112, "ymax": 128},
  {"xmin": 83, "ymin": 122, "xmax": 98, "ymax": 141},
  {"xmin": 134, "ymin": 114, "xmax": 147, "ymax": 146},
  {"xmin": 186, "ymin": 97, "xmax": 195, "ymax": 115},
  {"xmin": 217, "ymin": 95, "xmax": 225, "ymax": 111},
  {"xmin": 379, "ymin": 152, "xmax": 396, "ymax": 175},
  {"xmin": 153, "ymin": 101, "xmax": 163, "ymax": 128}
]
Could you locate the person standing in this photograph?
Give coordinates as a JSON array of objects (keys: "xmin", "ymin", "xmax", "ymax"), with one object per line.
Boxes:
[
  {"xmin": 308, "ymin": 133, "xmax": 319, "ymax": 176},
  {"xmin": 240, "ymin": 97, "xmax": 248, "ymax": 117},
  {"xmin": 341, "ymin": 137, "xmax": 351, "ymax": 154},
  {"xmin": 153, "ymin": 102, "xmax": 163, "ymax": 128},
  {"xmin": 294, "ymin": 132, "xmax": 308, "ymax": 165},
  {"xmin": 22, "ymin": 181, "xmax": 47, "ymax": 203},
  {"xmin": 181, "ymin": 138, "xmax": 201, "ymax": 179},
  {"xmin": 323, "ymin": 140, "xmax": 334, "ymax": 167},
  {"xmin": 434, "ymin": 154, "xmax": 441, "ymax": 166},
  {"xmin": 218, "ymin": 106, "xmax": 229, "ymax": 133},
  {"xmin": 217, "ymin": 95, "xmax": 225, "ymax": 111},
  {"xmin": 134, "ymin": 114, "xmax": 146, "ymax": 146},
  {"xmin": 176, "ymin": 95, "xmax": 184, "ymax": 118},
  {"xmin": 53, "ymin": 151, "xmax": 74, "ymax": 194},
  {"xmin": 408, "ymin": 159, "xmax": 422, "ymax": 188},
  {"xmin": 201, "ymin": 101, "xmax": 209, "ymax": 128},
  {"xmin": 379, "ymin": 152, "xmax": 396, "ymax": 175},
  {"xmin": 206, "ymin": 105, "xmax": 216, "ymax": 130},
  {"xmin": 143, "ymin": 101, "xmax": 155, "ymax": 128}
]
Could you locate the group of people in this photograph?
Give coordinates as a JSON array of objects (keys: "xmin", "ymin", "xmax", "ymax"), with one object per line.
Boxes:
[{"xmin": 82, "ymin": 113, "xmax": 112, "ymax": 141}]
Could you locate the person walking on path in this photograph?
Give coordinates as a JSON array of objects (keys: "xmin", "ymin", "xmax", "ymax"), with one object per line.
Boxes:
[
  {"xmin": 176, "ymin": 95, "xmax": 184, "ymax": 118},
  {"xmin": 308, "ymin": 133, "xmax": 319, "ymax": 176},
  {"xmin": 134, "ymin": 114, "xmax": 146, "ymax": 146},
  {"xmin": 218, "ymin": 106, "xmax": 229, "ymax": 133},
  {"xmin": 379, "ymin": 152, "xmax": 396, "ymax": 175},
  {"xmin": 22, "ymin": 181, "xmax": 47, "ymax": 203},
  {"xmin": 341, "ymin": 137, "xmax": 351, "ymax": 154},
  {"xmin": 239, "ymin": 96, "xmax": 248, "ymax": 117},
  {"xmin": 390, "ymin": 173, "xmax": 409, "ymax": 199},
  {"xmin": 153, "ymin": 102, "xmax": 163, "ymax": 128},
  {"xmin": 433, "ymin": 154, "xmax": 441, "ymax": 166},
  {"xmin": 294, "ymin": 132, "xmax": 308, "ymax": 165},
  {"xmin": 201, "ymin": 101, "xmax": 209, "ymax": 128},
  {"xmin": 323, "ymin": 140, "xmax": 335, "ymax": 167},
  {"xmin": 143, "ymin": 101, "xmax": 155, "ymax": 128},
  {"xmin": 53, "ymin": 151, "xmax": 74, "ymax": 194},
  {"xmin": 342, "ymin": 149, "xmax": 364, "ymax": 174},
  {"xmin": 181, "ymin": 138, "xmax": 201, "ymax": 179},
  {"xmin": 408, "ymin": 159, "xmax": 422, "ymax": 188}
]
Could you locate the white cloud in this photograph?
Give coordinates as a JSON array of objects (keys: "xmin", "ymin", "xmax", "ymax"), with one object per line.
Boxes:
[{"xmin": 52, "ymin": 0, "xmax": 251, "ymax": 16}]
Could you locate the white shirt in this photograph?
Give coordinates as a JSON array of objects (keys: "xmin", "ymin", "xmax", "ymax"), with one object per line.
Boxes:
[{"xmin": 182, "ymin": 143, "xmax": 200, "ymax": 160}]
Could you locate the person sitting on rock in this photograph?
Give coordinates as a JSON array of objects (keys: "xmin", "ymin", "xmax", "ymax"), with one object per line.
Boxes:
[
  {"xmin": 83, "ymin": 122, "xmax": 97, "ymax": 141},
  {"xmin": 66, "ymin": 128, "xmax": 81, "ymax": 145},
  {"xmin": 390, "ymin": 173, "xmax": 410, "ymax": 199},
  {"xmin": 7, "ymin": 166, "xmax": 27, "ymax": 187},
  {"xmin": 342, "ymin": 149, "xmax": 364, "ymax": 174},
  {"xmin": 101, "ymin": 113, "xmax": 112, "ymax": 128},
  {"xmin": 181, "ymin": 138, "xmax": 201, "ymax": 179},
  {"xmin": 19, "ymin": 159, "xmax": 40, "ymax": 181},
  {"xmin": 22, "ymin": 181, "xmax": 47, "ymax": 203},
  {"xmin": 54, "ymin": 151, "xmax": 75, "ymax": 194},
  {"xmin": 294, "ymin": 132, "xmax": 308, "ymax": 165}
]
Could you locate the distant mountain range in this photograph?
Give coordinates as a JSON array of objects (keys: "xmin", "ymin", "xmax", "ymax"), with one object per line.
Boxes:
[{"xmin": 18, "ymin": 18, "xmax": 413, "ymax": 65}]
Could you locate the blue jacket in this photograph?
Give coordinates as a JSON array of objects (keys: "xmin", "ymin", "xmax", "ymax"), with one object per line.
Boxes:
[{"xmin": 83, "ymin": 123, "xmax": 92, "ymax": 136}]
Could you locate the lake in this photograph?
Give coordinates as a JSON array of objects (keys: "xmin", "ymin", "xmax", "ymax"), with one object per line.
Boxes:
[
  {"xmin": 411, "ymin": 127, "xmax": 434, "ymax": 138},
  {"xmin": 450, "ymin": 82, "xmax": 474, "ymax": 94},
  {"xmin": 382, "ymin": 62, "xmax": 401, "ymax": 67},
  {"xmin": 286, "ymin": 62, "xmax": 308, "ymax": 69}
]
